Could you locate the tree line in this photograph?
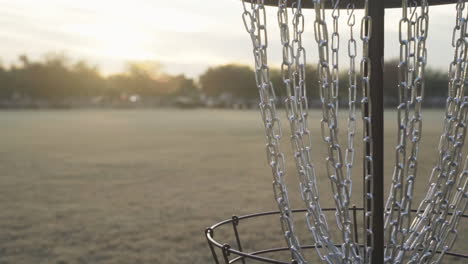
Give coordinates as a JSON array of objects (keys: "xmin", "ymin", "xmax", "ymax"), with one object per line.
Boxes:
[
  {"xmin": 0, "ymin": 54, "xmax": 450, "ymax": 108},
  {"xmin": 200, "ymin": 61, "xmax": 449, "ymax": 107}
]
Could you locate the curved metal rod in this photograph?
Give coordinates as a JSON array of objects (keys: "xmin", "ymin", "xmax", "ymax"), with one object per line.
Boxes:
[
  {"xmin": 244, "ymin": 0, "xmax": 457, "ymax": 9},
  {"xmin": 228, "ymin": 246, "xmax": 468, "ymax": 264},
  {"xmin": 206, "ymin": 208, "xmax": 468, "ymax": 264}
]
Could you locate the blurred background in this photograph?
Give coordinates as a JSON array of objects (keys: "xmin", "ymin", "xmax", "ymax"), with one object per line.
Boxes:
[{"xmin": 0, "ymin": 0, "xmax": 467, "ymax": 264}]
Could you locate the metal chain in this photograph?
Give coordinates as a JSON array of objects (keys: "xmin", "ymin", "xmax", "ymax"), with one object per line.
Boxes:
[
  {"xmin": 426, "ymin": 101, "xmax": 468, "ymax": 264},
  {"xmin": 241, "ymin": 1, "xmax": 306, "ymax": 263},
  {"xmin": 239, "ymin": 2, "xmax": 468, "ymax": 264},
  {"xmin": 312, "ymin": 1, "xmax": 361, "ymax": 263},
  {"xmin": 384, "ymin": 0, "xmax": 411, "ymax": 258},
  {"xmin": 345, "ymin": 0, "xmax": 358, "ymax": 208},
  {"xmin": 384, "ymin": 1, "xmax": 429, "ymax": 263},
  {"xmin": 384, "ymin": 1, "xmax": 411, "ymax": 261},
  {"xmin": 433, "ymin": 154, "xmax": 468, "ymax": 263},
  {"xmin": 407, "ymin": 101, "xmax": 468, "ymax": 264},
  {"xmin": 330, "ymin": 2, "xmax": 361, "ymax": 262},
  {"xmin": 331, "ymin": 0, "xmax": 356, "ymax": 208},
  {"xmin": 359, "ymin": 1, "xmax": 374, "ymax": 262},
  {"xmin": 331, "ymin": 0, "xmax": 340, "ymax": 114},
  {"xmin": 398, "ymin": 0, "xmax": 428, "ymax": 258},
  {"xmin": 397, "ymin": 1, "xmax": 429, "ymax": 262},
  {"xmin": 405, "ymin": 1, "xmax": 468, "ymax": 263},
  {"xmin": 277, "ymin": 1, "xmax": 342, "ymax": 263}
]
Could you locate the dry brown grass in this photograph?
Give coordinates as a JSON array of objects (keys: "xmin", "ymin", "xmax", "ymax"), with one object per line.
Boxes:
[{"xmin": 0, "ymin": 109, "xmax": 466, "ymax": 264}]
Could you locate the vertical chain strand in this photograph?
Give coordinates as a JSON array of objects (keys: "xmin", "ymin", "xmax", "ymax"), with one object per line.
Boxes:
[
  {"xmin": 312, "ymin": 0, "xmax": 360, "ymax": 263},
  {"xmin": 360, "ymin": 0, "xmax": 374, "ymax": 262},
  {"xmin": 405, "ymin": 1, "xmax": 468, "ymax": 263},
  {"xmin": 277, "ymin": 1, "xmax": 342, "ymax": 262},
  {"xmin": 345, "ymin": 0, "xmax": 358, "ymax": 210},
  {"xmin": 384, "ymin": 1, "xmax": 430, "ymax": 263},
  {"xmin": 397, "ymin": 1, "xmax": 429, "ymax": 262},
  {"xmin": 241, "ymin": 1, "xmax": 306, "ymax": 263}
]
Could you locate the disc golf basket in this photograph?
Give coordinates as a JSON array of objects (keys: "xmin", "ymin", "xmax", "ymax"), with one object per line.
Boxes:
[{"xmin": 205, "ymin": 1, "xmax": 468, "ymax": 263}]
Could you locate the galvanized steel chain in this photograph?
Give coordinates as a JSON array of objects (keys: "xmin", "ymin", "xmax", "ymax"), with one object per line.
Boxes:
[
  {"xmin": 384, "ymin": 1, "xmax": 429, "ymax": 263},
  {"xmin": 237, "ymin": 2, "xmax": 468, "ymax": 264},
  {"xmin": 359, "ymin": 0, "xmax": 374, "ymax": 262},
  {"xmin": 405, "ymin": 1, "xmax": 468, "ymax": 263},
  {"xmin": 277, "ymin": 1, "xmax": 341, "ymax": 262},
  {"xmin": 399, "ymin": 0, "xmax": 428, "ymax": 259},
  {"xmin": 241, "ymin": 1, "xmax": 307, "ymax": 263},
  {"xmin": 407, "ymin": 101, "xmax": 468, "ymax": 263},
  {"xmin": 399, "ymin": 1, "xmax": 429, "ymax": 262},
  {"xmin": 331, "ymin": 0, "xmax": 340, "ymax": 113},
  {"xmin": 345, "ymin": 0, "xmax": 358, "ymax": 205},
  {"xmin": 332, "ymin": 0, "xmax": 356, "ymax": 205},
  {"xmin": 312, "ymin": 0, "xmax": 360, "ymax": 263},
  {"xmin": 420, "ymin": 101, "xmax": 468, "ymax": 264},
  {"xmin": 432, "ymin": 155, "xmax": 468, "ymax": 263}
]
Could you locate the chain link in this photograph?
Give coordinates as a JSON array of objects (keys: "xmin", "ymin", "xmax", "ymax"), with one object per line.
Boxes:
[
  {"xmin": 404, "ymin": 1, "xmax": 468, "ymax": 263},
  {"xmin": 344, "ymin": 2, "xmax": 360, "ymax": 257},
  {"xmin": 345, "ymin": 0, "xmax": 358, "ymax": 208},
  {"xmin": 239, "ymin": 2, "xmax": 468, "ymax": 264},
  {"xmin": 358, "ymin": 1, "xmax": 374, "ymax": 263},
  {"xmin": 278, "ymin": 1, "xmax": 343, "ymax": 263},
  {"xmin": 384, "ymin": 1, "xmax": 429, "ymax": 263},
  {"xmin": 331, "ymin": 0, "xmax": 341, "ymax": 113},
  {"xmin": 241, "ymin": 1, "xmax": 306, "ymax": 263},
  {"xmin": 312, "ymin": 1, "xmax": 362, "ymax": 263},
  {"xmin": 433, "ymin": 155, "xmax": 468, "ymax": 262}
]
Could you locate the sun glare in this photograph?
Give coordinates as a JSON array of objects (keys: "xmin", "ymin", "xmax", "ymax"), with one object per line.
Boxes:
[
  {"xmin": 65, "ymin": 22, "xmax": 154, "ymax": 60},
  {"xmin": 57, "ymin": 2, "xmax": 210, "ymax": 62}
]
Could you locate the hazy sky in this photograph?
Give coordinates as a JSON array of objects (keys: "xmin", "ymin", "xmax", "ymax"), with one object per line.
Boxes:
[{"xmin": 0, "ymin": 0, "xmax": 459, "ymax": 77}]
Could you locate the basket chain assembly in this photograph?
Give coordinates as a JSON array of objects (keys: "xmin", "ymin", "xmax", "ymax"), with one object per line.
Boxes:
[{"xmin": 233, "ymin": 0, "xmax": 468, "ymax": 264}]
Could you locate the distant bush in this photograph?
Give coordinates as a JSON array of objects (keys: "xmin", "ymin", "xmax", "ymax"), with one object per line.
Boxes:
[
  {"xmin": 200, "ymin": 62, "xmax": 449, "ymax": 107},
  {"xmin": 0, "ymin": 54, "xmax": 197, "ymax": 106}
]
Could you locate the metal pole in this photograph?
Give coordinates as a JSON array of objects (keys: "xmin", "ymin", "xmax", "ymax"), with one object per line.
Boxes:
[{"xmin": 368, "ymin": 1, "xmax": 384, "ymax": 263}]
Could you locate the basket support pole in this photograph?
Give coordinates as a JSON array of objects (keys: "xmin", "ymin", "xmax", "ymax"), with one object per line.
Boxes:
[{"xmin": 367, "ymin": 1, "xmax": 385, "ymax": 263}]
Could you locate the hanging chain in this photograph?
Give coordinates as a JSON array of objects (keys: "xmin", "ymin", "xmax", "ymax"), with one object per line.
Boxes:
[
  {"xmin": 241, "ymin": 1, "xmax": 306, "ymax": 263},
  {"xmin": 359, "ymin": 0, "xmax": 374, "ymax": 262},
  {"xmin": 345, "ymin": 0, "xmax": 358, "ymax": 206},
  {"xmin": 312, "ymin": 1, "xmax": 364, "ymax": 263},
  {"xmin": 277, "ymin": 1, "xmax": 342, "ymax": 263},
  {"xmin": 405, "ymin": 1, "xmax": 468, "ymax": 263},
  {"xmin": 384, "ymin": 2, "xmax": 411, "ymax": 258},
  {"xmin": 331, "ymin": 0, "xmax": 340, "ymax": 113},
  {"xmin": 384, "ymin": 1, "xmax": 429, "ymax": 263},
  {"xmin": 432, "ymin": 155, "xmax": 468, "ymax": 263},
  {"xmin": 238, "ymin": 2, "xmax": 468, "ymax": 264},
  {"xmin": 398, "ymin": 1, "xmax": 429, "ymax": 262}
]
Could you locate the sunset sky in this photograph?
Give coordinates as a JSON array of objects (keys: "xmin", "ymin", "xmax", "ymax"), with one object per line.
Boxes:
[{"xmin": 0, "ymin": 0, "xmax": 459, "ymax": 77}]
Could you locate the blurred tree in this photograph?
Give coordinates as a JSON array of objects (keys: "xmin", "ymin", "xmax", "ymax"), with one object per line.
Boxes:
[
  {"xmin": 200, "ymin": 64, "xmax": 257, "ymax": 99},
  {"xmin": 70, "ymin": 60, "xmax": 105, "ymax": 97},
  {"xmin": 383, "ymin": 59, "xmax": 449, "ymax": 106},
  {"xmin": 172, "ymin": 75, "xmax": 198, "ymax": 97},
  {"xmin": 199, "ymin": 64, "xmax": 321, "ymax": 101}
]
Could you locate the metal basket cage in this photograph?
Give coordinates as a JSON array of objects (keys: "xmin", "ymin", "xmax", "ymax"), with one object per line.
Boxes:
[{"xmin": 205, "ymin": 208, "xmax": 468, "ymax": 264}]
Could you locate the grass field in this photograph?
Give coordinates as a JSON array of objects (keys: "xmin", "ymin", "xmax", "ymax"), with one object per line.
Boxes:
[{"xmin": 0, "ymin": 109, "xmax": 467, "ymax": 264}]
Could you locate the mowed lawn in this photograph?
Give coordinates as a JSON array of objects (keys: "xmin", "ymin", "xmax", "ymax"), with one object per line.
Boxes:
[{"xmin": 1, "ymin": 109, "xmax": 467, "ymax": 264}]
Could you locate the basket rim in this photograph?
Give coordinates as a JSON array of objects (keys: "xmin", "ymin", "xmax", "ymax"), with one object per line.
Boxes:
[{"xmin": 205, "ymin": 208, "xmax": 468, "ymax": 264}]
